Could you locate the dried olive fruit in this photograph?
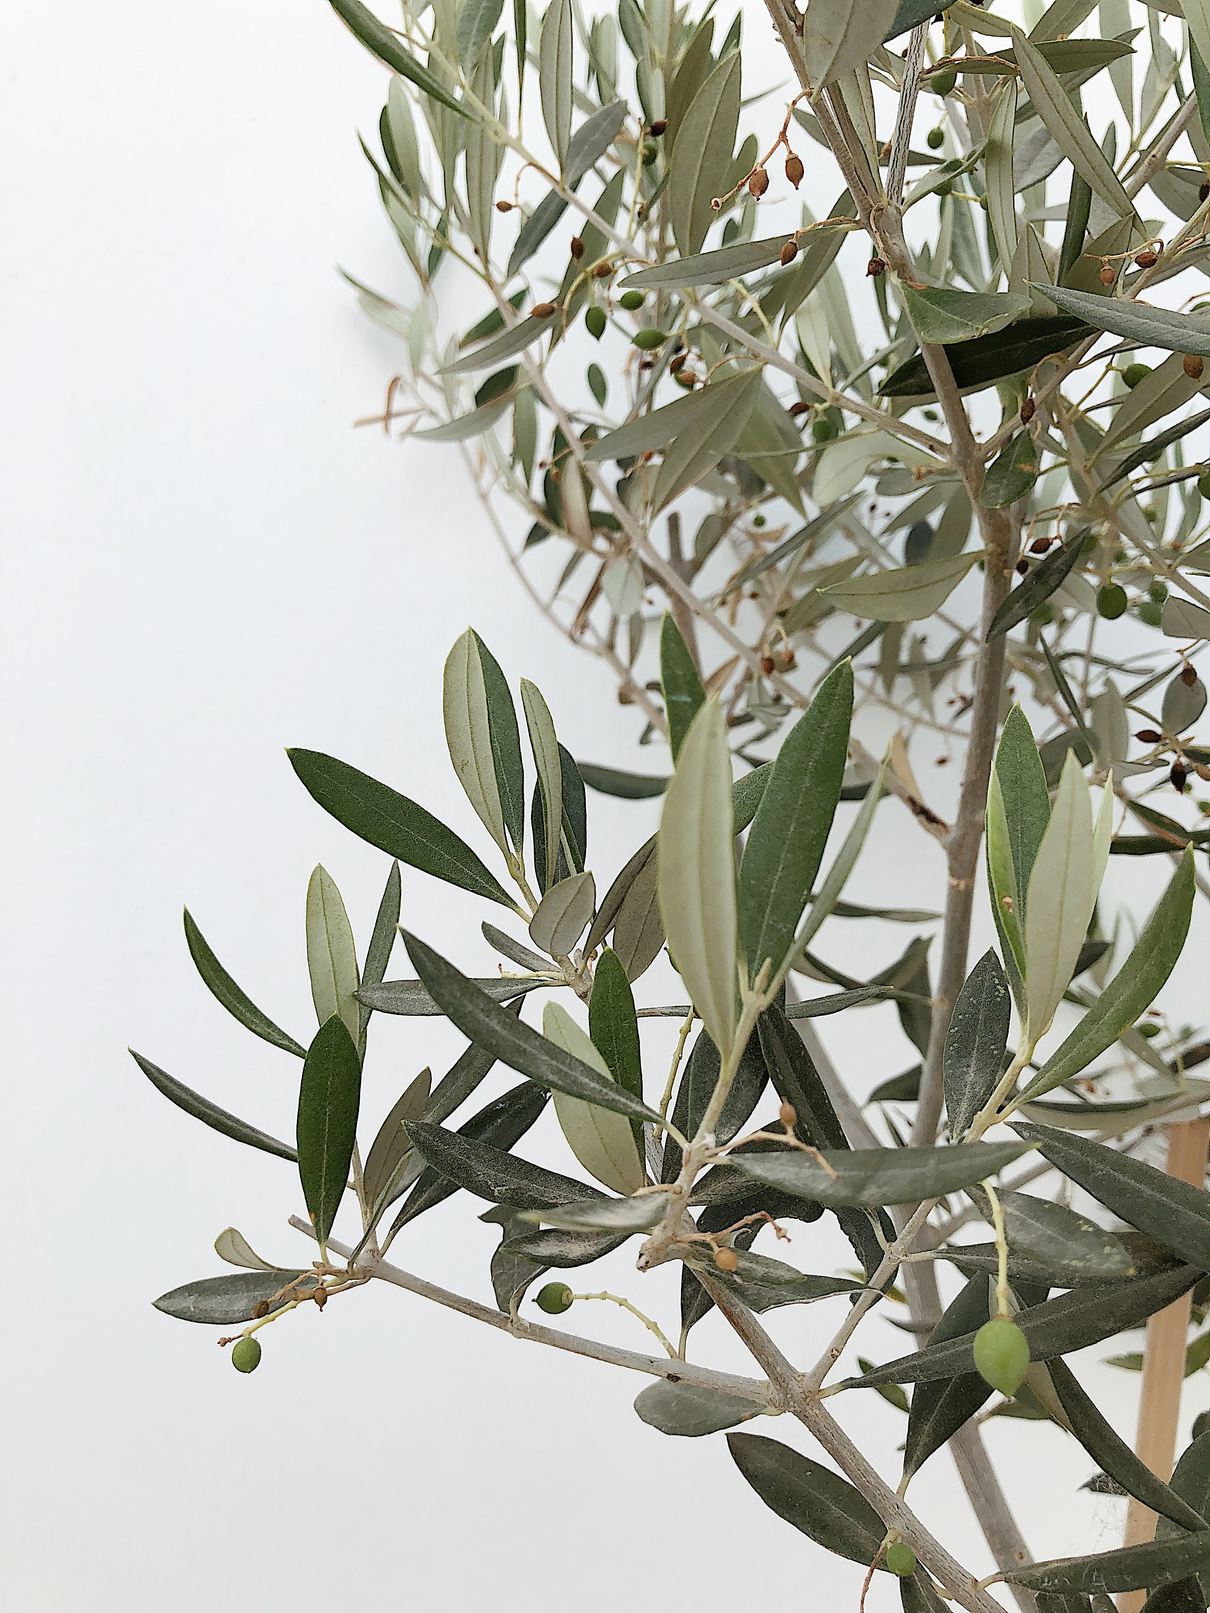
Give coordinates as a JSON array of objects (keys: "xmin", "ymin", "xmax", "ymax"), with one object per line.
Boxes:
[
  {"xmin": 748, "ymin": 167, "xmax": 769, "ymax": 198},
  {"xmin": 585, "ymin": 306, "xmax": 606, "ymax": 340},
  {"xmin": 1186, "ymin": 354, "xmax": 1206, "ymax": 380},
  {"xmin": 714, "ymin": 1246, "xmax": 740, "ymax": 1272},
  {"xmin": 1100, "ymin": 264, "xmax": 1116, "ymax": 285},
  {"xmin": 1097, "ymin": 583, "xmax": 1128, "ymax": 619},
  {"xmin": 1136, "ymin": 249, "xmax": 1159, "ymax": 268},
  {"xmin": 231, "ymin": 1337, "xmax": 262, "ymax": 1374},
  {"xmin": 886, "ymin": 1544, "xmax": 917, "ymax": 1577},
  {"xmin": 973, "ymin": 1318, "xmax": 1030, "ymax": 1396},
  {"xmin": 536, "ymin": 1282, "xmax": 574, "ymax": 1314},
  {"xmin": 619, "ymin": 289, "xmax": 644, "ymax": 311},
  {"xmin": 649, "ymin": 119, "xmax": 667, "ymax": 136},
  {"xmin": 785, "ymin": 152, "xmax": 804, "ymax": 188},
  {"xmin": 927, "ymin": 127, "xmax": 944, "ymax": 149},
  {"xmin": 632, "ymin": 327, "xmax": 668, "ymax": 349},
  {"xmin": 1123, "ymin": 363, "xmax": 1151, "ymax": 389},
  {"xmin": 780, "ymin": 240, "xmax": 798, "ymax": 266},
  {"xmin": 1020, "ymin": 397, "xmax": 1036, "ymax": 423}
]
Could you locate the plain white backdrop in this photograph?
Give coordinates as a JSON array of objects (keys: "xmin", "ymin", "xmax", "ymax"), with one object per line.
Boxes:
[{"xmin": 3, "ymin": 4, "xmax": 1207, "ymax": 1609}]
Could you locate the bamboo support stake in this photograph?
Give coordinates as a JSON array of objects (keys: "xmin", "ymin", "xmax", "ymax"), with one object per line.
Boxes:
[{"xmin": 1119, "ymin": 1117, "xmax": 1210, "ymax": 1613}]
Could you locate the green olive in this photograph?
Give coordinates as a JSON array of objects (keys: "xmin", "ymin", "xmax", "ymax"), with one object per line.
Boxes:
[
  {"xmin": 926, "ymin": 128, "xmax": 944, "ymax": 150},
  {"xmin": 931, "ymin": 69, "xmax": 957, "ymax": 96},
  {"xmin": 1150, "ymin": 580, "xmax": 1169, "ymax": 603},
  {"xmin": 640, "ymin": 140, "xmax": 658, "ymax": 166},
  {"xmin": 585, "ymin": 306, "xmax": 606, "ymax": 340},
  {"xmin": 231, "ymin": 1336, "xmax": 262, "ymax": 1374},
  {"xmin": 973, "ymin": 1318, "xmax": 1030, "ymax": 1396},
  {"xmin": 886, "ymin": 1544, "xmax": 917, "ymax": 1578},
  {"xmin": 619, "ymin": 289, "xmax": 644, "ymax": 311},
  {"xmin": 1123, "ymin": 363, "xmax": 1152, "ymax": 389},
  {"xmin": 632, "ymin": 327, "xmax": 668, "ymax": 350},
  {"xmin": 1097, "ymin": 583, "xmax": 1128, "ymax": 620},
  {"xmin": 536, "ymin": 1282, "xmax": 574, "ymax": 1315},
  {"xmin": 1139, "ymin": 600, "xmax": 1164, "ymax": 626}
]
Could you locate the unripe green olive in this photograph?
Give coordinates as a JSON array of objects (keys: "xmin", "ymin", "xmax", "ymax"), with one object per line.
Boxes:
[
  {"xmin": 585, "ymin": 306, "xmax": 606, "ymax": 340},
  {"xmin": 1150, "ymin": 580, "xmax": 1169, "ymax": 603},
  {"xmin": 1139, "ymin": 600, "xmax": 1164, "ymax": 626},
  {"xmin": 632, "ymin": 327, "xmax": 668, "ymax": 350},
  {"xmin": 926, "ymin": 127, "xmax": 944, "ymax": 150},
  {"xmin": 931, "ymin": 69, "xmax": 957, "ymax": 96},
  {"xmin": 640, "ymin": 140, "xmax": 658, "ymax": 166},
  {"xmin": 1097, "ymin": 583, "xmax": 1128, "ymax": 619},
  {"xmin": 973, "ymin": 1318, "xmax": 1030, "ymax": 1396},
  {"xmin": 1137, "ymin": 1021, "xmax": 1162, "ymax": 1038},
  {"xmin": 536, "ymin": 1282, "xmax": 574, "ymax": 1314},
  {"xmin": 231, "ymin": 1336, "xmax": 262, "ymax": 1374},
  {"xmin": 886, "ymin": 1543, "xmax": 917, "ymax": 1577},
  {"xmin": 619, "ymin": 289, "xmax": 644, "ymax": 311},
  {"xmin": 1123, "ymin": 362, "xmax": 1152, "ymax": 389}
]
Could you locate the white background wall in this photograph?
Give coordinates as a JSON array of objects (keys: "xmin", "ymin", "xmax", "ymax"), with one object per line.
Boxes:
[{"xmin": 1, "ymin": 4, "xmax": 1200, "ymax": 1609}]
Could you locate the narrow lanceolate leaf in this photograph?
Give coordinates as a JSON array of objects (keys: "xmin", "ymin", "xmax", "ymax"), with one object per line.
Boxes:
[
  {"xmin": 358, "ymin": 859, "xmax": 401, "ymax": 1042},
  {"xmin": 357, "ymin": 976, "xmax": 546, "ymax": 1015},
  {"xmin": 944, "ymin": 950, "xmax": 1012, "ymax": 1139},
  {"xmin": 796, "ymin": 749, "xmax": 890, "ymax": 954},
  {"xmin": 544, "ymin": 1001, "xmax": 645, "ymax": 1195},
  {"xmin": 528, "ymin": 871, "xmax": 595, "ymax": 957},
  {"xmin": 457, "ymin": 0, "xmax": 503, "ymax": 64},
  {"xmin": 182, "ymin": 909, "xmax": 306, "ymax": 1057},
  {"xmin": 1023, "ymin": 752, "xmax": 1097, "ymax": 1041},
  {"xmin": 589, "ymin": 946, "xmax": 644, "ymax": 1156},
  {"xmin": 391, "ymin": 1083, "xmax": 551, "ymax": 1231},
  {"xmin": 153, "ymin": 1269, "xmax": 315, "ymax": 1325},
  {"xmin": 587, "ymin": 370, "xmax": 759, "ymax": 465},
  {"xmin": 855, "ymin": 1265, "xmax": 1200, "ymax": 1387},
  {"xmin": 520, "ymin": 679, "xmax": 562, "ymax": 892},
  {"xmin": 986, "ymin": 528, "xmax": 1088, "ymax": 640},
  {"xmin": 658, "ymin": 701, "xmax": 738, "ymax": 1056},
  {"xmin": 623, "ymin": 235, "xmax": 806, "ymax": 289},
  {"xmin": 362, "ymin": 1067, "xmax": 431, "ymax": 1207},
  {"xmin": 880, "ymin": 316, "xmax": 1096, "ymax": 400},
  {"xmin": 327, "ymin": 0, "xmax": 467, "ymax": 115},
  {"xmin": 1012, "ymin": 30, "xmax": 1133, "ymax": 218},
  {"xmin": 732, "ymin": 1140, "xmax": 1030, "ymax": 1207},
  {"xmin": 443, "ymin": 630, "xmax": 508, "ymax": 854},
  {"xmin": 287, "ymin": 749, "xmax": 514, "ymax": 908},
  {"xmin": 443, "ymin": 312, "xmax": 559, "ymax": 375},
  {"xmin": 669, "ymin": 52, "xmax": 741, "ymax": 257},
  {"xmin": 1018, "ymin": 1122, "xmax": 1210, "ymax": 1273},
  {"xmin": 1046, "ymin": 1357, "xmax": 1210, "ymax": 1535},
  {"xmin": 1018, "ymin": 852, "xmax": 1195, "ymax": 1101},
  {"xmin": 903, "ymin": 1273, "xmax": 993, "ymax": 1480},
  {"xmin": 980, "ymin": 431, "xmax": 1040, "ymax": 509},
  {"xmin": 804, "ymin": 0, "xmax": 899, "ymax": 87},
  {"xmin": 1003, "ymin": 1531, "xmax": 1210, "ymax": 1596},
  {"xmin": 296, "ymin": 1015, "xmax": 362, "ymax": 1248},
  {"xmin": 401, "ymin": 931, "xmax": 665, "ymax": 1124},
  {"xmin": 660, "ymin": 612, "xmax": 705, "ymax": 764},
  {"xmin": 1036, "ymin": 283, "xmax": 1210, "ymax": 358},
  {"xmin": 131, "ymin": 1049, "xmax": 297, "ymax": 1162},
  {"xmin": 306, "ymin": 865, "xmax": 360, "ymax": 1044},
  {"xmin": 634, "ymin": 1381, "xmax": 767, "ymax": 1438},
  {"xmin": 821, "ymin": 553, "xmax": 980, "ymax": 622},
  {"xmin": 504, "ymin": 101, "xmax": 628, "ymax": 278},
  {"xmin": 994, "ymin": 705, "xmax": 1051, "ymax": 919},
  {"xmin": 901, "ymin": 287, "xmax": 1029, "ymax": 345},
  {"xmin": 739, "ymin": 661, "xmax": 852, "ymax": 984},
  {"xmin": 539, "ymin": 0, "xmax": 573, "ymax": 168},
  {"xmin": 992, "ymin": 1190, "xmax": 1139, "ymax": 1281},
  {"xmin": 425, "ymin": 1032, "xmax": 508, "ymax": 1124},
  {"xmin": 727, "ymin": 1434, "xmax": 887, "ymax": 1564},
  {"xmin": 404, "ymin": 1118, "xmax": 600, "ymax": 1210},
  {"xmin": 984, "ymin": 83, "xmax": 1019, "ymax": 277}
]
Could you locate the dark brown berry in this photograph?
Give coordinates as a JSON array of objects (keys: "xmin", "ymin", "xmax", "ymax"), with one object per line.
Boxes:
[
  {"xmin": 785, "ymin": 152, "xmax": 804, "ymax": 189},
  {"xmin": 1016, "ymin": 559, "xmax": 1029, "ymax": 575},
  {"xmin": 1030, "ymin": 536, "xmax": 1052, "ymax": 555},
  {"xmin": 748, "ymin": 167, "xmax": 770, "ymax": 198},
  {"xmin": 1100, "ymin": 264, "xmax": 1116, "ymax": 285},
  {"xmin": 780, "ymin": 240, "xmax": 798, "ymax": 266},
  {"xmin": 761, "ymin": 655, "xmax": 775, "ymax": 675},
  {"xmin": 1136, "ymin": 729, "xmax": 1162, "ymax": 743},
  {"xmin": 532, "ymin": 301, "xmax": 557, "ymax": 318},
  {"xmin": 1186, "ymin": 354, "xmax": 1206, "ymax": 380},
  {"xmin": 1020, "ymin": 397, "xmax": 1036, "ymax": 424},
  {"xmin": 495, "ymin": 199, "xmax": 514, "ymax": 213},
  {"xmin": 649, "ymin": 119, "xmax": 667, "ymax": 136},
  {"xmin": 788, "ymin": 399, "xmax": 810, "ymax": 416},
  {"xmin": 867, "ymin": 256, "xmax": 886, "ymax": 278},
  {"xmin": 669, "ymin": 353, "xmax": 686, "ymax": 374},
  {"xmin": 1136, "ymin": 249, "xmax": 1159, "ymax": 268},
  {"xmin": 1172, "ymin": 762, "xmax": 1189, "ymax": 792},
  {"xmin": 1201, "ymin": 183, "xmax": 1209, "ymax": 203},
  {"xmin": 569, "ymin": 236, "xmax": 585, "ymax": 260},
  {"xmin": 1182, "ymin": 665, "xmax": 1198, "ymax": 687}
]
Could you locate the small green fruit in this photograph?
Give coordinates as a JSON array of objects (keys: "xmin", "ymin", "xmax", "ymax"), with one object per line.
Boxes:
[
  {"xmin": 1137, "ymin": 1021, "xmax": 1162, "ymax": 1038},
  {"xmin": 973, "ymin": 1318, "xmax": 1030, "ymax": 1396},
  {"xmin": 1139, "ymin": 600, "xmax": 1164, "ymax": 626},
  {"xmin": 536, "ymin": 1282, "xmax": 574, "ymax": 1314},
  {"xmin": 632, "ymin": 327, "xmax": 667, "ymax": 350},
  {"xmin": 640, "ymin": 140, "xmax": 658, "ymax": 166},
  {"xmin": 886, "ymin": 1544, "xmax": 917, "ymax": 1578},
  {"xmin": 619, "ymin": 289, "xmax": 644, "ymax": 311},
  {"xmin": 931, "ymin": 68, "xmax": 957, "ymax": 96},
  {"xmin": 1097, "ymin": 583, "xmax": 1128, "ymax": 619},
  {"xmin": 585, "ymin": 306, "xmax": 606, "ymax": 340},
  {"xmin": 231, "ymin": 1336, "xmax": 261, "ymax": 1374},
  {"xmin": 752, "ymin": 514, "xmax": 766, "ymax": 528},
  {"xmin": 926, "ymin": 127, "xmax": 944, "ymax": 150},
  {"xmin": 1198, "ymin": 470, "xmax": 1210, "ymax": 500},
  {"xmin": 1123, "ymin": 363, "xmax": 1152, "ymax": 389},
  {"xmin": 1150, "ymin": 580, "xmax": 1169, "ymax": 604}
]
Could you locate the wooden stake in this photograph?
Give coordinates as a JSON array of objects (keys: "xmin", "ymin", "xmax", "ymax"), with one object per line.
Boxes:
[{"xmin": 1119, "ymin": 1117, "xmax": 1210, "ymax": 1613}]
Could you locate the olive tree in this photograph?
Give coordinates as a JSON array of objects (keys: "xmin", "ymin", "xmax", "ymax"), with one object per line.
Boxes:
[{"xmin": 139, "ymin": 0, "xmax": 1210, "ymax": 1607}]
